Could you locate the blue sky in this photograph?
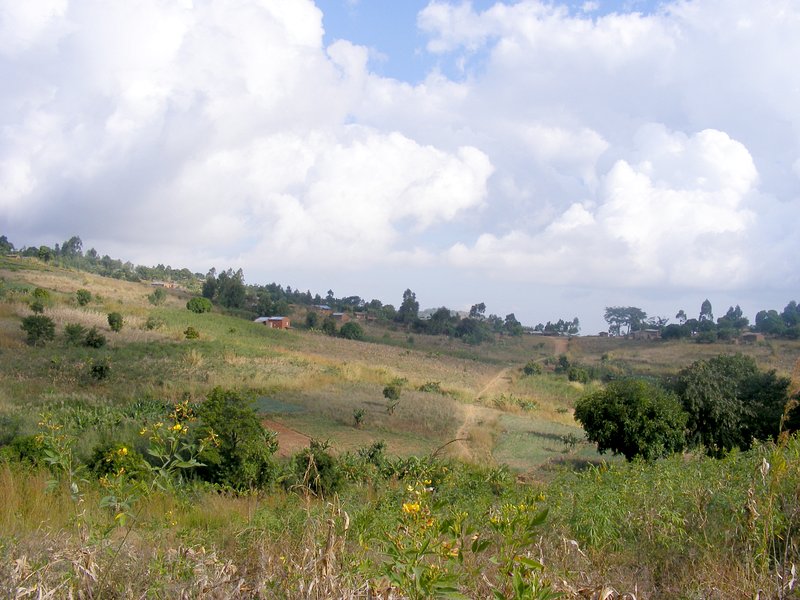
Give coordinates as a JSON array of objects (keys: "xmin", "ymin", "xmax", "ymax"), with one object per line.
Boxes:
[
  {"xmin": 317, "ymin": 0, "xmax": 665, "ymax": 82},
  {"xmin": 1, "ymin": 0, "xmax": 798, "ymax": 332}
]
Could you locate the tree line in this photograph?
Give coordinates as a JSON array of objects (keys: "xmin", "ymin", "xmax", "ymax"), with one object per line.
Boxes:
[{"xmin": 604, "ymin": 298, "xmax": 800, "ymax": 341}]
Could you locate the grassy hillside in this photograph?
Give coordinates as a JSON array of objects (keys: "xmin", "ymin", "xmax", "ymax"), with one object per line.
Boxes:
[{"xmin": 2, "ymin": 256, "xmax": 800, "ymax": 598}]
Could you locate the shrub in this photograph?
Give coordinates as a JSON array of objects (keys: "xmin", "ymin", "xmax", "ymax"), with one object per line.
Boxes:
[
  {"xmin": 107, "ymin": 311, "xmax": 123, "ymax": 332},
  {"xmin": 289, "ymin": 439, "xmax": 342, "ymax": 497},
  {"xmin": 523, "ymin": 361, "xmax": 542, "ymax": 376},
  {"xmin": 195, "ymin": 388, "xmax": 278, "ymax": 490},
  {"xmin": 84, "ymin": 327, "xmax": 107, "ymax": 348},
  {"xmin": 144, "ymin": 316, "xmax": 164, "ymax": 330},
  {"xmin": 340, "ymin": 321, "xmax": 365, "ymax": 340},
  {"xmin": 321, "ymin": 315, "xmax": 337, "ymax": 336},
  {"xmin": 29, "ymin": 300, "xmax": 45, "ymax": 314},
  {"xmin": 418, "ymin": 381, "xmax": 444, "ymax": 394},
  {"xmin": 87, "ymin": 442, "xmax": 149, "ymax": 480},
  {"xmin": 64, "ymin": 323, "xmax": 88, "ymax": 345},
  {"xmin": 575, "ymin": 379, "xmax": 687, "ymax": 461},
  {"xmin": 88, "ymin": 357, "xmax": 111, "ymax": 380},
  {"xmin": 76, "ymin": 288, "xmax": 92, "ymax": 306},
  {"xmin": 567, "ymin": 366, "xmax": 590, "ymax": 384},
  {"xmin": 32, "ymin": 287, "xmax": 50, "ymax": 301},
  {"xmin": 147, "ymin": 287, "xmax": 166, "ymax": 306},
  {"xmin": 305, "ymin": 311, "xmax": 319, "ymax": 329},
  {"xmin": 20, "ymin": 314, "xmax": 56, "ymax": 346},
  {"xmin": 184, "ymin": 326, "xmax": 200, "ymax": 339},
  {"xmin": 186, "ymin": 297, "xmax": 212, "ymax": 313}
]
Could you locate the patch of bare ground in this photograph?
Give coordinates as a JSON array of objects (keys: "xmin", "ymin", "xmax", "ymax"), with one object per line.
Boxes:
[{"xmin": 263, "ymin": 419, "xmax": 311, "ymax": 457}]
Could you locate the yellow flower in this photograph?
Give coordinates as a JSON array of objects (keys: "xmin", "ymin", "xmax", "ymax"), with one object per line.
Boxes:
[
  {"xmin": 117, "ymin": 447, "xmax": 128, "ymax": 456},
  {"xmin": 139, "ymin": 427, "xmax": 147, "ymax": 436},
  {"xmin": 402, "ymin": 502, "xmax": 421, "ymax": 514},
  {"xmin": 172, "ymin": 423, "xmax": 183, "ymax": 432}
]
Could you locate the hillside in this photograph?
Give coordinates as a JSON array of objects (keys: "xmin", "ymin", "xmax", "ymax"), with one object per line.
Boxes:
[{"xmin": 2, "ymin": 256, "xmax": 800, "ymax": 598}]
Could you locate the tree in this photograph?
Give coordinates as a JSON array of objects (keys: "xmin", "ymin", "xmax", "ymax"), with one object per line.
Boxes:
[
  {"xmin": 340, "ymin": 322, "xmax": 365, "ymax": 340},
  {"xmin": 396, "ymin": 289, "xmax": 419, "ymax": 323},
  {"xmin": 305, "ymin": 311, "xmax": 320, "ymax": 329},
  {"xmin": 575, "ymin": 379, "xmax": 687, "ymax": 461},
  {"xmin": 195, "ymin": 388, "xmax": 278, "ymax": 490},
  {"xmin": 0, "ymin": 235, "xmax": 14, "ymax": 254},
  {"xmin": 107, "ymin": 312, "xmax": 123, "ymax": 332},
  {"xmin": 675, "ymin": 309, "xmax": 687, "ymax": 325},
  {"xmin": 60, "ymin": 236, "xmax": 83, "ymax": 258},
  {"xmin": 504, "ymin": 313, "xmax": 523, "ymax": 336},
  {"xmin": 148, "ymin": 287, "xmax": 167, "ymax": 306},
  {"xmin": 672, "ymin": 354, "xmax": 791, "ymax": 456},
  {"xmin": 604, "ymin": 306, "xmax": 647, "ymax": 336},
  {"xmin": 20, "ymin": 315, "xmax": 56, "ymax": 346},
  {"xmin": 321, "ymin": 315, "xmax": 337, "ymax": 336},
  {"xmin": 469, "ymin": 303, "xmax": 486, "ymax": 319},
  {"xmin": 187, "ymin": 297, "xmax": 213, "ymax": 313},
  {"xmin": 699, "ymin": 299, "xmax": 714, "ymax": 322}
]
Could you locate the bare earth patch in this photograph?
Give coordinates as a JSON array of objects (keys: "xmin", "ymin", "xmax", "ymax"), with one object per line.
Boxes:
[{"xmin": 263, "ymin": 419, "xmax": 311, "ymax": 457}]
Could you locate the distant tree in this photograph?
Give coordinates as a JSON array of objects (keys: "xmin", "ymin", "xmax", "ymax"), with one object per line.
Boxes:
[
  {"xmin": 76, "ymin": 289, "xmax": 92, "ymax": 306},
  {"xmin": 202, "ymin": 269, "xmax": 217, "ymax": 300},
  {"xmin": 0, "ymin": 235, "xmax": 14, "ymax": 254},
  {"xmin": 187, "ymin": 297, "xmax": 213, "ymax": 313},
  {"xmin": 675, "ymin": 309, "xmax": 687, "ymax": 325},
  {"xmin": 107, "ymin": 312, "xmax": 123, "ymax": 332},
  {"xmin": 37, "ymin": 246, "xmax": 54, "ymax": 262},
  {"xmin": 469, "ymin": 303, "xmax": 486, "ymax": 319},
  {"xmin": 215, "ymin": 268, "xmax": 246, "ymax": 308},
  {"xmin": 60, "ymin": 236, "xmax": 83, "ymax": 258},
  {"xmin": 321, "ymin": 315, "xmax": 337, "ymax": 336},
  {"xmin": 381, "ymin": 304, "xmax": 397, "ymax": 321},
  {"xmin": 305, "ymin": 311, "xmax": 319, "ymax": 329},
  {"xmin": 604, "ymin": 306, "xmax": 647, "ymax": 336},
  {"xmin": 504, "ymin": 313, "xmax": 523, "ymax": 336},
  {"xmin": 672, "ymin": 354, "xmax": 791, "ymax": 456},
  {"xmin": 699, "ymin": 299, "xmax": 714, "ymax": 322},
  {"xmin": 396, "ymin": 289, "xmax": 419, "ymax": 323},
  {"xmin": 20, "ymin": 315, "xmax": 56, "ymax": 346},
  {"xmin": 575, "ymin": 379, "xmax": 687, "ymax": 461},
  {"xmin": 340, "ymin": 322, "xmax": 365, "ymax": 341},
  {"xmin": 717, "ymin": 305, "xmax": 749, "ymax": 331}
]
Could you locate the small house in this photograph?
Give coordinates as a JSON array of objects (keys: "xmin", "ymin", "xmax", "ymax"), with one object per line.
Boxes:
[
  {"xmin": 254, "ymin": 316, "xmax": 291, "ymax": 329},
  {"xmin": 740, "ymin": 332, "xmax": 765, "ymax": 344}
]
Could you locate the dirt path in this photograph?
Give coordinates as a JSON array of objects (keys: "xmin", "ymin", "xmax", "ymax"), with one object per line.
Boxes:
[
  {"xmin": 451, "ymin": 367, "xmax": 513, "ymax": 462},
  {"xmin": 262, "ymin": 419, "xmax": 311, "ymax": 457},
  {"xmin": 551, "ymin": 336, "xmax": 569, "ymax": 355}
]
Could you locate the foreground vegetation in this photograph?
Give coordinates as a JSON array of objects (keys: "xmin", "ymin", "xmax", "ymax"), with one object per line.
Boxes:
[{"xmin": 2, "ymin": 256, "xmax": 800, "ymax": 598}]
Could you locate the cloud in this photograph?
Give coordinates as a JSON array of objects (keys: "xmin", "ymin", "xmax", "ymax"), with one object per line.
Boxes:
[{"xmin": 447, "ymin": 126, "xmax": 759, "ymax": 289}]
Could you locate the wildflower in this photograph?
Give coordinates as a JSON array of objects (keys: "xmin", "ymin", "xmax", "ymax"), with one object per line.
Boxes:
[
  {"xmin": 139, "ymin": 427, "xmax": 147, "ymax": 436},
  {"xmin": 402, "ymin": 502, "xmax": 421, "ymax": 514},
  {"xmin": 172, "ymin": 423, "xmax": 183, "ymax": 432},
  {"xmin": 117, "ymin": 447, "xmax": 128, "ymax": 456}
]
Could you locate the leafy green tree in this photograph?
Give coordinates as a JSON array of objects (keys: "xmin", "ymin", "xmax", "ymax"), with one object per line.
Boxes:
[
  {"xmin": 107, "ymin": 312, "xmax": 123, "ymax": 332},
  {"xmin": 672, "ymin": 354, "xmax": 791, "ymax": 456},
  {"xmin": 195, "ymin": 388, "xmax": 278, "ymax": 490},
  {"xmin": 289, "ymin": 439, "xmax": 342, "ymax": 496},
  {"xmin": 523, "ymin": 361, "xmax": 542, "ymax": 376},
  {"xmin": 755, "ymin": 309, "xmax": 785, "ymax": 335},
  {"xmin": 76, "ymin": 289, "xmax": 92, "ymax": 306},
  {"xmin": 504, "ymin": 313, "xmax": 524, "ymax": 336},
  {"xmin": 340, "ymin": 321, "xmax": 365, "ymax": 340},
  {"xmin": 396, "ymin": 288, "xmax": 419, "ymax": 323},
  {"xmin": 604, "ymin": 306, "xmax": 647, "ymax": 336},
  {"xmin": 37, "ymin": 246, "xmax": 53, "ymax": 262},
  {"xmin": 675, "ymin": 309, "xmax": 687, "ymax": 324},
  {"xmin": 0, "ymin": 235, "xmax": 14, "ymax": 254},
  {"xmin": 469, "ymin": 302, "xmax": 486, "ymax": 319},
  {"xmin": 305, "ymin": 311, "xmax": 319, "ymax": 329},
  {"xmin": 60, "ymin": 236, "xmax": 83, "ymax": 258},
  {"xmin": 321, "ymin": 315, "xmax": 337, "ymax": 336},
  {"xmin": 20, "ymin": 314, "xmax": 56, "ymax": 346},
  {"xmin": 186, "ymin": 297, "xmax": 212, "ymax": 313},
  {"xmin": 575, "ymin": 379, "xmax": 687, "ymax": 461}
]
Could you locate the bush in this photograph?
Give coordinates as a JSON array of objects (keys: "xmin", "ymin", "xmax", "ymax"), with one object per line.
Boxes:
[
  {"xmin": 288, "ymin": 439, "xmax": 342, "ymax": 497},
  {"xmin": 184, "ymin": 326, "xmax": 200, "ymax": 339},
  {"xmin": 339, "ymin": 321, "xmax": 365, "ymax": 340},
  {"xmin": 195, "ymin": 388, "xmax": 278, "ymax": 490},
  {"xmin": 321, "ymin": 315, "xmax": 337, "ymax": 336},
  {"xmin": 147, "ymin": 287, "xmax": 166, "ymax": 306},
  {"xmin": 20, "ymin": 314, "xmax": 56, "ymax": 346},
  {"xmin": 144, "ymin": 316, "xmax": 164, "ymax": 330},
  {"xmin": 523, "ymin": 361, "xmax": 542, "ymax": 376},
  {"xmin": 84, "ymin": 327, "xmax": 107, "ymax": 348},
  {"xmin": 29, "ymin": 300, "xmax": 45, "ymax": 314},
  {"xmin": 63, "ymin": 323, "xmax": 87, "ymax": 345},
  {"xmin": 87, "ymin": 442, "xmax": 148, "ymax": 480},
  {"xmin": 567, "ymin": 366, "xmax": 590, "ymax": 384},
  {"xmin": 32, "ymin": 287, "xmax": 50, "ymax": 301},
  {"xmin": 305, "ymin": 311, "xmax": 319, "ymax": 329},
  {"xmin": 107, "ymin": 312, "xmax": 123, "ymax": 332},
  {"xmin": 186, "ymin": 297, "xmax": 212, "ymax": 313},
  {"xmin": 88, "ymin": 357, "xmax": 111, "ymax": 380},
  {"xmin": 575, "ymin": 379, "xmax": 687, "ymax": 461},
  {"xmin": 76, "ymin": 289, "xmax": 92, "ymax": 306}
]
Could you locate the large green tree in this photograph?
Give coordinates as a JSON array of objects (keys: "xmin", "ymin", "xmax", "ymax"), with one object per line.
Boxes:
[
  {"xmin": 575, "ymin": 379, "xmax": 687, "ymax": 461},
  {"xmin": 604, "ymin": 306, "xmax": 647, "ymax": 336},
  {"xmin": 396, "ymin": 288, "xmax": 419, "ymax": 323},
  {"xmin": 672, "ymin": 354, "xmax": 791, "ymax": 456}
]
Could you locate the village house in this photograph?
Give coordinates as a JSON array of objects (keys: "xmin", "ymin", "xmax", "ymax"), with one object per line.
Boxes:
[{"xmin": 254, "ymin": 316, "xmax": 290, "ymax": 329}]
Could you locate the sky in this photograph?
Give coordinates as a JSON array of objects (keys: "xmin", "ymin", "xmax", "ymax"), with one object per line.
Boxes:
[{"xmin": 1, "ymin": 0, "xmax": 799, "ymax": 333}]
